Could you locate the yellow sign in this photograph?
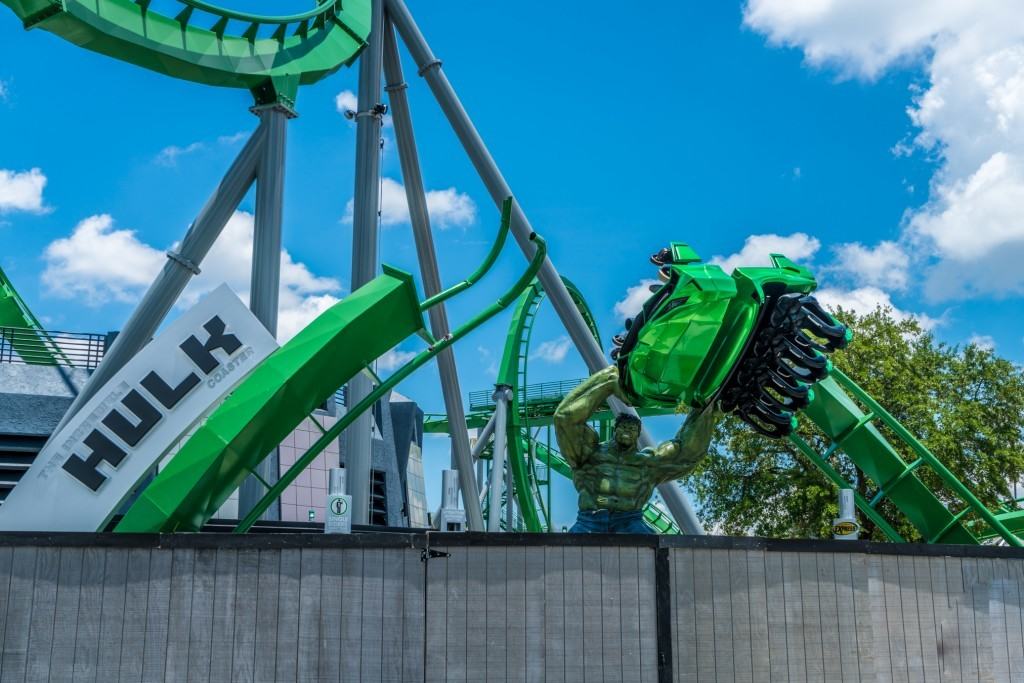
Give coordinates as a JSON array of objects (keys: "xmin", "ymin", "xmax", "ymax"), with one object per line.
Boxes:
[{"xmin": 833, "ymin": 521, "xmax": 860, "ymax": 536}]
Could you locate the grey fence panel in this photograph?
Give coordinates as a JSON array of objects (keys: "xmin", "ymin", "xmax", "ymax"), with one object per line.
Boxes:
[
  {"xmin": 317, "ymin": 548, "xmax": 343, "ymax": 682},
  {"xmin": 295, "ymin": 548, "xmax": 321, "ymax": 682},
  {"xmin": 188, "ymin": 548, "xmax": 217, "ymax": 683},
  {"xmin": 72, "ymin": 546, "xmax": 106, "ymax": 683},
  {"xmin": 164, "ymin": 548, "xmax": 195, "ymax": 683},
  {"xmin": 119, "ymin": 548, "xmax": 150, "ymax": 683},
  {"xmin": 0, "ymin": 535, "xmax": 1021, "ymax": 681},
  {"xmin": 96, "ymin": 548, "xmax": 128, "ymax": 683},
  {"xmin": 209, "ymin": 548, "xmax": 239, "ymax": 681},
  {"xmin": 273, "ymin": 548, "xmax": 301, "ymax": 683},
  {"xmin": 2, "ymin": 546, "xmax": 35, "ymax": 682}
]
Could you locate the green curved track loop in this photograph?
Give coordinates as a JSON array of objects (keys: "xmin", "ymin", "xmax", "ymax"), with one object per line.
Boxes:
[
  {"xmin": 117, "ymin": 198, "xmax": 554, "ymax": 533},
  {"xmin": 491, "ymin": 278, "xmax": 679, "ymax": 534},
  {"xmin": 495, "ymin": 277, "xmax": 598, "ymax": 532},
  {"xmin": 2, "ymin": 0, "xmax": 369, "ymax": 102}
]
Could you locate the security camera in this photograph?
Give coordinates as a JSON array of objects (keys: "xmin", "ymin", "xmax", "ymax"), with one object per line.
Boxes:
[{"xmin": 343, "ymin": 109, "xmax": 356, "ymax": 120}]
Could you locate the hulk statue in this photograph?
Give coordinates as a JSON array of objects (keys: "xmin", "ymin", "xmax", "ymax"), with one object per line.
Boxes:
[{"xmin": 553, "ymin": 365, "xmax": 719, "ymax": 534}]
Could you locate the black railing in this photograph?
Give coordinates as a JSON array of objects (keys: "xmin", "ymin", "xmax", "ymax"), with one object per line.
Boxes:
[
  {"xmin": 468, "ymin": 378, "xmax": 584, "ymax": 412},
  {"xmin": 0, "ymin": 326, "xmax": 108, "ymax": 370}
]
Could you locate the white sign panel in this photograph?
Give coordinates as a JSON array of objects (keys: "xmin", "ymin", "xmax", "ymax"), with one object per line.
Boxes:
[
  {"xmin": 0, "ymin": 285, "xmax": 278, "ymax": 531},
  {"xmin": 325, "ymin": 493, "xmax": 352, "ymax": 534}
]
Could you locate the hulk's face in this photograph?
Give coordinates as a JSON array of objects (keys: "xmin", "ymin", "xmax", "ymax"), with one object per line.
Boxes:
[{"xmin": 613, "ymin": 421, "xmax": 640, "ymax": 449}]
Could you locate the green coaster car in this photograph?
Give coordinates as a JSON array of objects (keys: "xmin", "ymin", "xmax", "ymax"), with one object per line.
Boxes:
[{"xmin": 615, "ymin": 242, "xmax": 852, "ymax": 437}]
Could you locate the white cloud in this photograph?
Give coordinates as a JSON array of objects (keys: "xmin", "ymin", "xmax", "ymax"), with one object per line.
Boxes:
[
  {"xmin": 0, "ymin": 168, "xmax": 49, "ymax": 214},
  {"xmin": 709, "ymin": 232, "xmax": 820, "ymax": 274},
  {"xmin": 967, "ymin": 333, "xmax": 996, "ymax": 351},
  {"xmin": 814, "ymin": 285, "xmax": 940, "ymax": 330},
  {"xmin": 477, "ymin": 345, "xmax": 498, "ymax": 377},
  {"xmin": 830, "ymin": 240, "xmax": 909, "ymax": 291},
  {"xmin": 41, "ymin": 211, "xmax": 343, "ymax": 341},
  {"xmin": 335, "ymin": 89, "xmax": 358, "ymax": 116},
  {"xmin": 217, "ymin": 131, "xmax": 248, "ymax": 145},
  {"xmin": 177, "ymin": 211, "xmax": 343, "ymax": 341},
  {"xmin": 0, "ymin": 79, "xmax": 8, "ymax": 102},
  {"xmin": 613, "ymin": 278, "xmax": 659, "ymax": 321},
  {"xmin": 377, "ymin": 347, "xmax": 416, "ymax": 371},
  {"xmin": 276, "ymin": 293, "xmax": 340, "ymax": 343},
  {"xmin": 744, "ymin": 1, "xmax": 1024, "ymax": 301},
  {"xmin": 335, "ymin": 89, "xmax": 392, "ymax": 128},
  {"xmin": 42, "ymin": 214, "xmax": 164, "ymax": 305},
  {"xmin": 342, "ymin": 177, "xmax": 476, "ymax": 229},
  {"xmin": 531, "ymin": 336, "xmax": 572, "ymax": 364},
  {"xmin": 154, "ymin": 142, "xmax": 204, "ymax": 167}
]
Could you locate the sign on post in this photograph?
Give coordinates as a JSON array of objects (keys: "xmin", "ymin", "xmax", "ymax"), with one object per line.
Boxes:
[
  {"xmin": 0, "ymin": 285, "xmax": 278, "ymax": 531},
  {"xmin": 325, "ymin": 467, "xmax": 352, "ymax": 534}
]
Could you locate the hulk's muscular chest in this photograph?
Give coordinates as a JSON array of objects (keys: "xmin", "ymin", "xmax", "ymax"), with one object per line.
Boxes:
[{"xmin": 572, "ymin": 445, "xmax": 658, "ymax": 511}]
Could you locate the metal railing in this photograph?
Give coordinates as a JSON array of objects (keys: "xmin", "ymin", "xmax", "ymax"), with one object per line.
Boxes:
[
  {"xmin": 469, "ymin": 378, "xmax": 584, "ymax": 412},
  {"xmin": 0, "ymin": 326, "xmax": 108, "ymax": 370}
]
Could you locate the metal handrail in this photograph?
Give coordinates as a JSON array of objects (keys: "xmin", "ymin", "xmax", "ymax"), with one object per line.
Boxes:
[
  {"xmin": 469, "ymin": 378, "xmax": 585, "ymax": 411},
  {"xmin": 0, "ymin": 326, "xmax": 107, "ymax": 369}
]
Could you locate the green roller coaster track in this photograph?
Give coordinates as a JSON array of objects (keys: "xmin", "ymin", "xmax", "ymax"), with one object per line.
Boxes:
[
  {"xmin": 2, "ymin": 0, "xmax": 370, "ymax": 104},
  {"xmin": 427, "ymin": 269, "xmax": 1023, "ymax": 545},
  {"xmin": 115, "ymin": 198, "xmax": 555, "ymax": 533}
]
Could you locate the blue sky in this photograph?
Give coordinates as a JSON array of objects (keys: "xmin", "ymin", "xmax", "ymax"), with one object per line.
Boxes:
[{"xmin": 2, "ymin": 1, "xmax": 1022, "ymax": 526}]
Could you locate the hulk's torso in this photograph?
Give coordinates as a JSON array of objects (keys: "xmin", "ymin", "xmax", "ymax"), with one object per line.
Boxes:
[{"xmin": 572, "ymin": 443, "xmax": 659, "ymax": 512}]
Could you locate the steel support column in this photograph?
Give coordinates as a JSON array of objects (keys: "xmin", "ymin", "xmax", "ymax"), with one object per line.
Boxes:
[
  {"xmin": 382, "ymin": 18, "xmax": 482, "ymax": 530},
  {"xmin": 386, "ymin": 0, "xmax": 704, "ymax": 534},
  {"xmin": 52, "ymin": 122, "xmax": 267, "ymax": 436},
  {"xmin": 488, "ymin": 386, "xmax": 510, "ymax": 532},
  {"xmin": 343, "ymin": 0, "xmax": 386, "ymax": 525},
  {"xmin": 238, "ymin": 103, "xmax": 290, "ymax": 522}
]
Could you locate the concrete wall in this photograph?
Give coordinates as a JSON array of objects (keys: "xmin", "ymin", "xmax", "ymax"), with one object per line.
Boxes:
[{"xmin": 0, "ymin": 533, "xmax": 1020, "ymax": 682}]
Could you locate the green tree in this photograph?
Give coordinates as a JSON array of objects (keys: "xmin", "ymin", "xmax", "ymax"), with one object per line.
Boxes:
[{"xmin": 691, "ymin": 306, "xmax": 1024, "ymax": 541}]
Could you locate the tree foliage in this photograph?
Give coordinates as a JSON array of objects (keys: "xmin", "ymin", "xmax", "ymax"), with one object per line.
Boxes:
[{"xmin": 691, "ymin": 306, "xmax": 1024, "ymax": 541}]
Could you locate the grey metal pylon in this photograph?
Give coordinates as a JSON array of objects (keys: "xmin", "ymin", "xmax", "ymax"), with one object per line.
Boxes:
[
  {"xmin": 238, "ymin": 103, "xmax": 291, "ymax": 522},
  {"xmin": 51, "ymin": 121, "xmax": 268, "ymax": 437},
  {"xmin": 385, "ymin": 0, "xmax": 705, "ymax": 534},
  {"xmin": 488, "ymin": 386, "xmax": 510, "ymax": 531},
  {"xmin": 343, "ymin": 0, "xmax": 386, "ymax": 525},
  {"xmin": 382, "ymin": 17, "xmax": 483, "ymax": 531}
]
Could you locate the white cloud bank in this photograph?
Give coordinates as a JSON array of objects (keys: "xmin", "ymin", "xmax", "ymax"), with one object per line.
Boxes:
[
  {"xmin": 42, "ymin": 215, "xmax": 164, "ymax": 305},
  {"xmin": 41, "ymin": 211, "xmax": 342, "ymax": 342},
  {"xmin": 342, "ymin": 177, "xmax": 476, "ymax": 229},
  {"xmin": 709, "ymin": 232, "xmax": 820, "ymax": 274},
  {"xmin": 0, "ymin": 168, "xmax": 49, "ymax": 214},
  {"xmin": 531, "ymin": 336, "xmax": 572, "ymax": 364},
  {"xmin": 154, "ymin": 142, "xmax": 205, "ymax": 167},
  {"xmin": 814, "ymin": 285, "xmax": 939, "ymax": 330},
  {"xmin": 613, "ymin": 278, "xmax": 659, "ymax": 321},
  {"xmin": 967, "ymin": 333, "xmax": 996, "ymax": 351},
  {"xmin": 744, "ymin": 0, "xmax": 1024, "ymax": 301}
]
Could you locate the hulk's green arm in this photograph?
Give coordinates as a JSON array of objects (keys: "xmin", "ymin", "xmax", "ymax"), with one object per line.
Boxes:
[
  {"xmin": 647, "ymin": 403, "xmax": 720, "ymax": 482},
  {"xmin": 554, "ymin": 365, "xmax": 624, "ymax": 468}
]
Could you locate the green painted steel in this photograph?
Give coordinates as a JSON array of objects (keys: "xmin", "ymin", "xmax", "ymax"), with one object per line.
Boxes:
[
  {"xmin": 115, "ymin": 197, "xmax": 551, "ymax": 533},
  {"xmin": 0, "ymin": 264, "xmax": 65, "ymax": 365},
  {"xmin": 232, "ymin": 230, "xmax": 547, "ymax": 533},
  {"xmin": 793, "ymin": 370, "xmax": 1021, "ymax": 546},
  {"xmin": 621, "ymin": 245, "xmax": 822, "ymax": 410},
  {"xmin": 496, "ymin": 277, "xmax": 599, "ymax": 532},
  {"xmin": 116, "ymin": 265, "xmax": 424, "ymax": 532},
  {"xmin": 2, "ymin": 0, "xmax": 369, "ymax": 103}
]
